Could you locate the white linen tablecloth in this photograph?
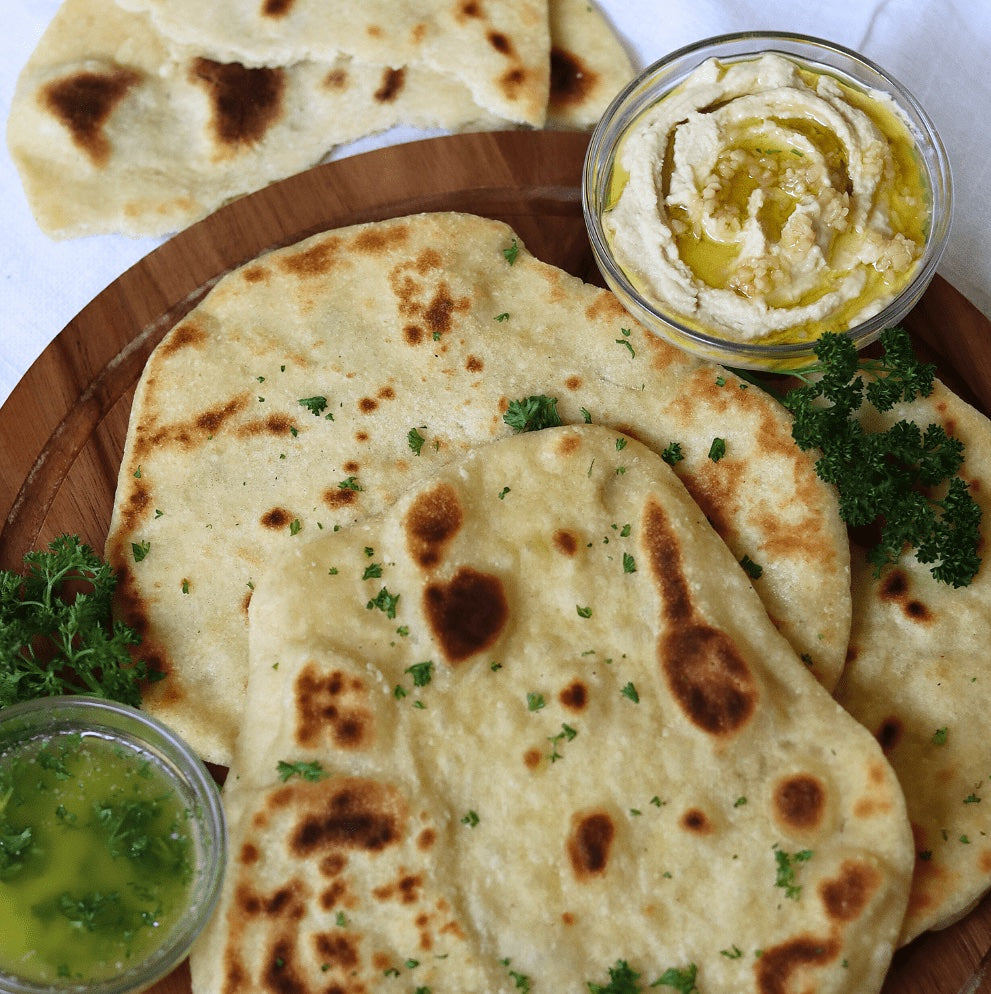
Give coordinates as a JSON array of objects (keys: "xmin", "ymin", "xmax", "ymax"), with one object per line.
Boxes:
[{"xmin": 2, "ymin": 0, "xmax": 989, "ymax": 411}]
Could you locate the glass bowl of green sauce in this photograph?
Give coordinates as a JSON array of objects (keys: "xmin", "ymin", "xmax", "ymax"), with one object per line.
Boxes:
[
  {"xmin": 583, "ymin": 32, "xmax": 952, "ymax": 372},
  {"xmin": 0, "ymin": 696, "xmax": 227, "ymax": 994}
]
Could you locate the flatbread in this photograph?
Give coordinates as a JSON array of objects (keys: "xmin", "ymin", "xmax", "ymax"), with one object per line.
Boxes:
[
  {"xmin": 833, "ymin": 379, "xmax": 991, "ymax": 944},
  {"xmin": 546, "ymin": 0, "xmax": 633, "ymax": 130},
  {"xmin": 6, "ymin": 0, "xmax": 496, "ymax": 238},
  {"xmin": 189, "ymin": 424, "xmax": 911, "ymax": 994},
  {"xmin": 104, "ymin": 212, "xmax": 851, "ymax": 765},
  {"xmin": 113, "ymin": 0, "xmax": 552, "ymax": 126},
  {"xmin": 7, "ymin": 0, "xmax": 632, "ymax": 238}
]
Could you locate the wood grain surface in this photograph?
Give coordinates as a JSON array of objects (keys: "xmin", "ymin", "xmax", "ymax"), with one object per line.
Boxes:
[{"xmin": 0, "ymin": 128, "xmax": 989, "ymax": 994}]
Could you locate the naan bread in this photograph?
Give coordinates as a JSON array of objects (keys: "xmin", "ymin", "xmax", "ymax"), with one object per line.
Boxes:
[
  {"xmin": 114, "ymin": 0, "xmax": 552, "ymax": 126},
  {"xmin": 546, "ymin": 0, "xmax": 633, "ymax": 130},
  {"xmin": 6, "ymin": 0, "xmax": 632, "ymax": 237},
  {"xmin": 6, "ymin": 0, "xmax": 496, "ymax": 239},
  {"xmin": 189, "ymin": 425, "xmax": 911, "ymax": 994},
  {"xmin": 105, "ymin": 212, "xmax": 850, "ymax": 765},
  {"xmin": 833, "ymin": 379, "xmax": 991, "ymax": 944}
]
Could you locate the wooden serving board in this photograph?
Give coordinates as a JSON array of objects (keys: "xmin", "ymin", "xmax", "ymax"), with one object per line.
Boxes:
[{"xmin": 1, "ymin": 129, "xmax": 990, "ymax": 994}]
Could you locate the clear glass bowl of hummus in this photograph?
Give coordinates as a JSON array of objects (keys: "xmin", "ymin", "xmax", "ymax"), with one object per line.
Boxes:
[
  {"xmin": 583, "ymin": 32, "xmax": 952, "ymax": 371},
  {"xmin": 0, "ymin": 696, "xmax": 227, "ymax": 994}
]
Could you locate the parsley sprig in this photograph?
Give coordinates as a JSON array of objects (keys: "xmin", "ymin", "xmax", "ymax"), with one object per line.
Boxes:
[
  {"xmin": 782, "ymin": 328, "xmax": 982, "ymax": 587},
  {"xmin": 0, "ymin": 536, "xmax": 159, "ymax": 708}
]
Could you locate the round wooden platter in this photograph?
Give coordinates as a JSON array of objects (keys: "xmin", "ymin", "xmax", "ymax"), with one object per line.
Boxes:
[{"xmin": 2, "ymin": 128, "xmax": 991, "ymax": 994}]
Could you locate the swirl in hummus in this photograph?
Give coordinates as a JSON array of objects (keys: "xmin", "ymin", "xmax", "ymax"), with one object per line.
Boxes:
[{"xmin": 603, "ymin": 53, "xmax": 930, "ymax": 344}]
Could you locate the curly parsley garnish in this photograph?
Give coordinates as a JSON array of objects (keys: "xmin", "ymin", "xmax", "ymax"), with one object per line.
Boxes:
[
  {"xmin": 783, "ymin": 328, "xmax": 981, "ymax": 587},
  {"xmin": 0, "ymin": 535, "xmax": 159, "ymax": 708}
]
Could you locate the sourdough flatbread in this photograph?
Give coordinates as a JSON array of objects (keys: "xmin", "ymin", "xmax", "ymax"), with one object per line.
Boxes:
[
  {"xmin": 113, "ymin": 0, "xmax": 552, "ymax": 126},
  {"xmin": 105, "ymin": 212, "xmax": 850, "ymax": 765},
  {"xmin": 833, "ymin": 379, "xmax": 991, "ymax": 944},
  {"xmin": 7, "ymin": 0, "xmax": 631, "ymax": 238},
  {"xmin": 189, "ymin": 425, "xmax": 911, "ymax": 994}
]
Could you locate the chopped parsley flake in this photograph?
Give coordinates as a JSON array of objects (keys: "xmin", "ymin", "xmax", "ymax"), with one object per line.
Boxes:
[
  {"xmin": 621, "ymin": 682, "xmax": 640, "ymax": 703},
  {"xmin": 298, "ymin": 395, "xmax": 328, "ymax": 416},
  {"xmin": 501, "ymin": 960, "xmax": 532, "ymax": 993},
  {"xmin": 526, "ymin": 692, "xmax": 546, "ymax": 712},
  {"xmin": 932, "ymin": 727, "xmax": 949, "ymax": 745},
  {"xmin": 504, "ymin": 395, "xmax": 562, "ymax": 433},
  {"xmin": 503, "ymin": 239, "xmax": 519, "ymax": 265},
  {"xmin": 623, "ymin": 552, "xmax": 637, "ymax": 574},
  {"xmin": 338, "ymin": 476, "xmax": 363, "ymax": 491},
  {"xmin": 576, "ymin": 605, "xmax": 592, "ymax": 618},
  {"xmin": 708, "ymin": 437, "xmax": 727, "ymax": 461},
  {"xmin": 408, "ymin": 427, "xmax": 426, "ymax": 456},
  {"xmin": 548, "ymin": 723, "xmax": 578, "ymax": 762},
  {"xmin": 774, "ymin": 847, "xmax": 813, "ymax": 900},
  {"xmin": 461, "ymin": 810, "xmax": 480, "ymax": 827},
  {"xmin": 405, "ymin": 661, "xmax": 434, "ymax": 687},
  {"xmin": 362, "ymin": 563, "xmax": 383, "ymax": 580},
  {"xmin": 367, "ymin": 587, "xmax": 400, "ymax": 619},
  {"xmin": 277, "ymin": 760, "xmax": 329, "ymax": 782},
  {"xmin": 131, "ymin": 540, "xmax": 150, "ymax": 563},
  {"xmin": 660, "ymin": 442, "xmax": 684, "ymax": 466},
  {"xmin": 654, "ymin": 964, "xmax": 699, "ymax": 993},
  {"xmin": 615, "ymin": 334, "xmax": 636, "ymax": 359},
  {"xmin": 740, "ymin": 555, "xmax": 763, "ymax": 579}
]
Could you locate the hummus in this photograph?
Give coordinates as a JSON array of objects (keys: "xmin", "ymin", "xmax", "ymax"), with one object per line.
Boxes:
[{"xmin": 603, "ymin": 52, "xmax": 930, "ymax": 344}]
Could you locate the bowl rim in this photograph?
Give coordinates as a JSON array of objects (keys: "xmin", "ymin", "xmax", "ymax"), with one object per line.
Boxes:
[
  {"xmin": 0, "ymin": 695, "xmax": 227, "ymax": 994},
  {"xmin": 582, "ymin": 29, "xmax": 953, "ymax": 368}
]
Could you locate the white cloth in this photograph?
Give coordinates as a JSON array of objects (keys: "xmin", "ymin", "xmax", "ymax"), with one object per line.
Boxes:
[{"xmin": 2, "ymin": 0, "xmax": 989, "ymax": 409}]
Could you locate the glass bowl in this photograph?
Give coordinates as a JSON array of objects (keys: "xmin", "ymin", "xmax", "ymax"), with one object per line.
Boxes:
[
  {"xmin": 0, "ymin": 696, "xmax": 227, "ymax": 994},
  {"xmin": 583, "ymin": 31, "xmax": 952, "ymax": 372}
]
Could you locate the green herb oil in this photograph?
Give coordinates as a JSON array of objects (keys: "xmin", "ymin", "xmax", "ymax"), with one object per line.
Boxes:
[{"xmin": 0, "ymin": 731, "xmax": 195, "ymax": 985}]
